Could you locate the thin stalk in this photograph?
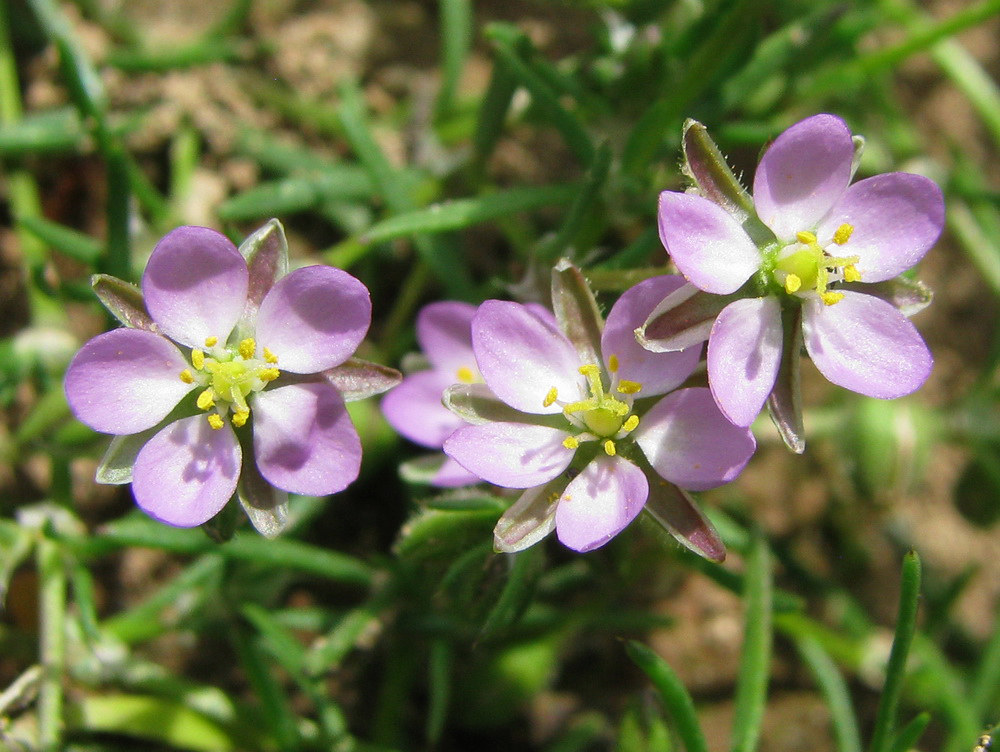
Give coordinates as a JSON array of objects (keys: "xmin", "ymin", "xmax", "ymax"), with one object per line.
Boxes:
[{"xmin": 37, "ymin": 534, "xmax": 67, "ymax": 752}]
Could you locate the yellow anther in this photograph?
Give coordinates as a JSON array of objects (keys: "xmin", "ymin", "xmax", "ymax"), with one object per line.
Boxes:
[
  {"xmin": 191, "ymin": 349, "xmax": 205, "ymax": 370},
  {"xmin": 578, "ymin": 364, "xmax": 600, "ymax": 377},
  {"xmin": 547, "ymin": 492, "xmax": 560, "ymax": 504},
  {"xmin": 197, "ymin": 389, "xmax": 216, "ymax": 411},
  {"xmin": 617, "ymin": 380, "xmax": 642, "ymax": 395},
  {"xmin": 784, "ymin": 274, "xmax": 802, "ymax": 294},
  {"xmin": 604, "ymin": 440, "xmax": 616, "ymax": 456},
  {"xmin": 543, "ymin": 387, "xmax": 559, "ymax": 408},
  {"xmin": 563, "ymin": 398, "xmax": 597, "ymax": 415},
  {"xmin": 796, "ymin": 230, "xmax": 817, "ymax": 245},
  {"xmin": 457, "ymin": 366, "xmax": 476, "ymax": 384},
  {"xmin": 179, "ymin": 369, "xmax": 194, "ymax": 384},
  {"xmin": 820, "ymin": 291, "xmax": 845, "ymax": 306},
  {"xmin": 207, "ymin": 414, "xmax": 225, "ymax": 430},
  {"xmin": 238, "ymin": 338, "xmax": 256, "ymax": 359},
  {"xmin": 843, "ymin": 264, "xmax": 861, "ymax": 283},
  {"xmin": 204, "ymin": 336, "xmax": 218, "ymax": 347},
  {"xmin": 563, "ymin": 436, "xmax": 579, "ymax": 450},
  {"xmin": 608, "ymin": 354, "xmax": 619, "ymax": 373},
  {"xmin": 622, "ymin": 415, "xmax": 639, "ymax": 433},
  {"xmin": 232, "ymin": 408, "xmax": 250, "ymax": 428},
  {"xmin": 263, "ymin": 347, "xmax": 279, "ymax": 364},
  {"xmin": 259, "ymin": 368, "xmax": 280, "ymax": 382},
  {"xmin": 833, "ymin": 223, "xmax": 854, "ymax": 245}
]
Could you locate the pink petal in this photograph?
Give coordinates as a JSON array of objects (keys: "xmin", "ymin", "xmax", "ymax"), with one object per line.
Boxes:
[
  {"xmin": 554, "ymin": 455, "xmax": 648, "ymax": 552},
  {"xmin": 443, "ymin": 422, "xmax": 574, "ymax": 488},
  {"xmin": 816, "ymin": 173, "xmax": 944, "ymax": 283},
  {"xmin": 65, "ymin": 328, "xmax": 196, "ymax": 435},
  {"xmin": 381, "ymin": 370, "xmax": 463, "ymax": 448},
  {"xmin": 754, "ymin": 114, "xmax": 855, "ymax": 240},
  {"xmin": 658, "ymin": 192, "xmax": 761, "ymax": 294},
  {"xmin": 253, "ymin": 382, "xmax": 362, "ymax": 496},
  {"xmin": 417, "ymin": 301, "xmax": 478, "ymax": 375},
  {"xmin": 142, "ymin": 226, "xmax": 248, "ymax": 347},
  {"xmin": 432, "ymin": 456, "xmax": 483, "ymax": 488},
  {"xmin": 802, "ymin": 291, "xmax": 932, "ymax": 398},
  {"xmin": 472, "ymin": 300, "xmax": 584, "ymax": 415},
  {"xmin": 634, "ymin": 387, "xmax": 756, "ymax": 491},
  {"xmin": 602, "ymin": 275, "xmax": 701, "ymax": 396},
  {"xmin": 255, "ymin": 266, "xmax": 371, "ymax": 374},
  {"xmin": 707, "ymin": 297, "xmax": 784, "ymax": 427},
  {"xmin": 132, "ymin": 415, "xmax": 241, "ymax": 527}
]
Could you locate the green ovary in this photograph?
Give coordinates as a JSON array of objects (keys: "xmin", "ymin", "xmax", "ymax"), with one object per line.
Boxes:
[
  {"xmin": 775, "ymin": 248, "xmax": 819, "ymax": 291},
  {"xmin": 208, "ymin": 360, "xmax": 254, "ymax": 407},
  {"xmin": 582, "ymin": 406, "xmax": 624, "ymax": 437}
]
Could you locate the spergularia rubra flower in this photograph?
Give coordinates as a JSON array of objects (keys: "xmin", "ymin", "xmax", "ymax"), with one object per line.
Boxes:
[
  {"xmin": 65, "ymin": 221, "xmax": 399, "ymax": 535},
  {"xmin": 639, "ymin": 115, "xmax": 944, "ymax": 450},
  {"xmin": 443, "ymin": 261, "xmax": 756, "ymax": 557}
]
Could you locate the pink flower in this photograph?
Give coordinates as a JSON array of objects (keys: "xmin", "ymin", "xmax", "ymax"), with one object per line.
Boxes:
[
  {"xmin": 643, "ymin": 114, "xmax": 944, "ymax": 437},
  {"xmin": 65, "ymin": 223, "xmax": 398, "ymax": 534},
  {"xmin": 442, "ymin": 265, "xmax": 756, "ymax": 556}
]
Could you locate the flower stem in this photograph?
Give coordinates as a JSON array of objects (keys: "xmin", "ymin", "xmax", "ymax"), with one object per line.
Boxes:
[{"xmin": 37, "ymin": 533, "xmax": 67, "ymax": 752}]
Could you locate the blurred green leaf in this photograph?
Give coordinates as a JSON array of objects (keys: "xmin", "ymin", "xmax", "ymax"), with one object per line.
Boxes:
[{"xmin": 627, "ymin": 641, "xmax": 708, "ymax": 752}]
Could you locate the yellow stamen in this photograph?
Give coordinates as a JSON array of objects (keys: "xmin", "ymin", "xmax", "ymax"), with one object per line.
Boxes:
[
  {"xmin": 604, "ymin": 440, "xmax": 616, "ymax": 456},
  {"xmin": 833, "ymin": 223, "xmax": 854, "ymax": 245},
  {"xmin": 820, "ymin": 291, "xmax": 845, "ymax": 306},
  {"xmin": 608, "ymin": 354, "xmax": 619, "ymax": 373},
  {"xmin": 622, "ymin": 415, "xmax": 639, "ymax": 433},
  {"xmin": 563, "ymin": 436, "xmax": 579, "ymax": 450},
  {"xmin": 796, "ymin": 230, "xmax": 817, "ymax": 245},
  {"xmin": 578, "ymin": 364, "xmax": 600, "ymax": 377},
  {"xmin": 263, "ymin": 347, "xmax": 278, "ymax": 364},
  {"xmin": 543, "ymin": 387, "xmax": 559, "ymax": 408},
  {"xmin": 207, "ymin": 414, "xmax": 225, "ymax": 430},
  {"xmin": 191, "ymin": 349, "xmax": 205, "ymax": 370},
  {"xmin": 259, "ymin": 368, "xmax": 280, "ymax": 382},
  {"xmin": 232, "ymin": 408, "xmax": 250, "ymax": 428},
  {"xmin": 456, "ymin": 366, "xmax": 475, "ymax": 384},
  {"xmin": 179, "ymin": 369, "xmax": 194, "ymax": 384},
  {"xmin": 238, "ymin": 338, "xmax": 256, "ymax": 359},
  {"xmin": 617, "ymin": 380, "xmax": 642, "ymax": 395},
  {"xmin": 204, "ymin": 336, "xmax": 218, "ymax": 347},
  {"xmin": 843, "ymin": 264, "xmax": 861, "ymax": 283},
  {"xmin": 784, "ymin": 274, "xmax": 802, "ymax": 294},
  {"xmin": 197, "ymin": 389, "xmax": 216, "ymax": 411}
]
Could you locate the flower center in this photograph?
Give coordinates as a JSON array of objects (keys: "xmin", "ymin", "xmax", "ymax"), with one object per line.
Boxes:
[
  {"xmin": 544, "ymin": 358, "xmax": 643, "ymax": 456},
  {"xmin": 772, "ymin": 224, "xmax": 860, "ymax": 306},
  {"xmin": 178, "ymin": 336, "xmax": 280, "ymax": 429}
]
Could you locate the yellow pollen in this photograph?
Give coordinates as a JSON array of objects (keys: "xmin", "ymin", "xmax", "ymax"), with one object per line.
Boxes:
[
  {"xmin": 563, "ymin": 436, "xmax": 579, "ymax": 450},
  {"xmin": 604, "ymin": 440, "xmax": 616, "ymax": 456},
  {"xmin": 796, "ymin": 230, "xmax": 817, "ymax": 245},
  {"xmin": 622, "ymin": 415, "xmax": 639, "ymax": 433},
  {"xmin": 456, "ymin": 366, "xmax": 475, "ymax": 384},
  {"xmin": 578, "ymin": 364, "xmax": 600, "ymax": 377},
  {"xmin": 179, "ymin": 369, "xmax": 194, "ymax": 384},
  {"xmin": 263, "ymin": 347, "xmax": 279, "ymax": 364},
  {"xmin": 833, "ymin": 223, "xmax": 854, "ymax": 245},
  {"xmin": 191, "ymin": 349, "xmax": 205, "ymax": 370},
  {"xmin": 784, "ymin": 274, "xmax": 802, "ymax": 294},
  {"xmin": 617, "ymin": 380, "xmax": 642, "ymax": 395},
  {"xmin": 204, "ymin": 336, "xmax": 218, "ymax": 347},
  {"xmin": 232, "ymin": 408, "xmax": 250, "ymax": 428},
  {"xmin": 260, "ymin": 368, "xmax": 280, "ymax": 382},
  {"xmin": 547, "ymin": 492, "xmax": 560, "ymax": 504},
  {"xmin": 197, "ymin": 389, "xmax": 216, "ymax": 411},
  {"xmin": 543, "ymin": 387, "xmax": 559, "ymax": 408},
  {"xmin": 207, "ymin": 414, "xmax": 225, "ymax": 430},
  {"xmin": 820, "ymin": 291, "xmax": 845, "ymax": 306},
  {"xmin": 608, "ymin": 355, "xmax": 619, "ymax": 373},
  {"xmin": 843, "ymin": 264, "xmax": 861, "ymax": 282},
  {"xmin": 238, "ymin": 338, "xmax": 256, "ymax": 359}
]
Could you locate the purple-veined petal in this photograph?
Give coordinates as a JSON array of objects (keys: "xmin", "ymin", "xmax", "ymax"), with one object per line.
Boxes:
[
  {"xmin": 816, "ymin": 173, "xmax": 944, "ymax": 283},
  {"xmin": 443, "ymin": 422, "xmax": 574, "ymax": 488},
  {"xmin": 634, "ymin": 387, "xmax": 756, "ymax": 491},
  {"xmin": 658, "ymin": 192, "xmax": 761, "ymax": 294},
  {"xmin": 706, "ymin": 297, "xmax": 784, "ymax": 427},
  {"xmin": 255, "ymin": 266, "xmax": 371, "ymax": 374},
  {"xmin": 382, "ymin": 370, "xmax": 463, "ymax": 448},
  {"xmin": 253, "ymin": 382, "xmax": 362, "ymax": 496},
  {"xmin": 554, "ymin": 455, "xmax": 648, "ymax": 552},
  {"xmin": 65, "ymin": 328, "xmax": 196, "ymax": 435},
  {"xmin": 603, "ymin": 275, "xmax": 701, "ymax": 396},
  {"xmin": 142, "ymin": 226, "xmax": 248, "ymax": 347},
  {"xmin": 132, "ymin": 415, "xmax": 241, "ymax": 527},
  {"xmin": 802, "ymin": 291, "xmax": 932, "ymax": 398},
  {"xmin": 472, "ymin": 300, "xmax": 585, "ymax": 415},
  {"xmin": 753, "ymin": 114, "xmax": 855, "ymax": 239},
  {"xmin": 417, "ymin": 301, "xmax": 478, "ymax": 376}
]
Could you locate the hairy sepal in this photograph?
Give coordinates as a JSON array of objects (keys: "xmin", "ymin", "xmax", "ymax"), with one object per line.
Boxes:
[
  {"xmin": 682, "ymin": 118, "xmax": 754, "ymax": 220},
  {"xmin": 637, "ymin": 285, "xmax": 734, "ymax": 352},
  {"xmin": 843, "ymin": 277, "xmax": 933, "ymax": 317},
  {"xmin": 494, "ymin": 477, "xmax": 566, "ymax": 553},
  {"xmin": 444, "ymin": 383, "xmax": 563, "ymax": 427},
  {"xmin": 92, "ymin": 274, "xmax": 155, "ymax": 331},
  {"xmin": 551, "ymin": 259, "xmax": 604, "ymax": 366},
  {"xmin": 237, "ymin": 218, "xmax": 289, "ymax": 338},
  {"xmin": 321, "ymin": 358, "xmax": 402, "ymax": 402},
  {"xmin": 766, "ymin": 305, "xmax": 805, "ymax": 454},
  {"xmin": 643, "ymin": 478, "xmax": 725, "ymax": 562},
  {"xmin": 238, "ymin": 449, "xmax": 289, "ymax": 538}
]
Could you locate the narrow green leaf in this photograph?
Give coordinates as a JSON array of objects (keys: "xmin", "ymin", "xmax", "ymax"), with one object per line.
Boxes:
[
  {"xmin": 0, "ymin": 107, "xmax": 84, "ymax": 155},
  {"xmin": 425, "ymin": 639, "xmax": 453, "ymax": 745},
  {"xmin": 887, "ymin": 713, "xmax": 931, "ymax": 752},
  {"xmin": 971, "ymin": 601, "xmax": 1000, "ymax": 719},
  {"xmin": 795, "ymin": 637, "xmax": 862, "ymax": 752},
  {"xmin": 436, "ymin": 0, "xmax": 472, "ymax": 119},
  {"xmin": 19, "ymin": 216, "xmax": 102, "ymax": 264},
  {"xmin": 478, "ymin": 546, "xmax": 543, "ymax": 640},
  {"xmin": 472, "ymin": 55, "xmax": 517, "ymax": 168},
  {"xmin": 217, "ymin": 169, "xmax": 375, "ymax": 221},
  {"xmin": 537, "ymin": 141, "xmax": 612, "ymax": 262},
  {"xmin": 730, "ymin": 532, "xmax": 772, "ymax": 752},
  {"xmin": 241, "ymin": 603, "xmax": 307, "ymax": 676},
  {"xmin": 67, "ymin": 559, "xmax": 101, "ymax": 645},
  {"xmin": 305, "ymin": 602, "xmax": 383, "ymax": 675},
  {"xmin": 230, "ymin": 626, "xmax": 301, "ymax": 751},
  {"xmin": 0, "ymin": 520, "xmax": 33, "ymax": 607},
  {"xmin": 626, "ymin": 641, "xmax": 708, "ymax": 752},
  {"xmin": 106, "ymin": 38, "xmax": 248, "ymax": 72}
]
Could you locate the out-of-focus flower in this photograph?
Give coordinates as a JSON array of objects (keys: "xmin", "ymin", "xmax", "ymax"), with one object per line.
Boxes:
[
  {"xmin": 639, "ymin": 114, "xmax": 944, "ymax": 450},
  {"xmin": 64, "ymin": 221, "xmax": 399, "ymax": 535},
  {"xmin": 443, "ymin": 261, "xmax": 756, "ymax": 557}
]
